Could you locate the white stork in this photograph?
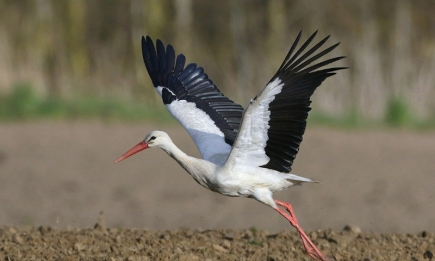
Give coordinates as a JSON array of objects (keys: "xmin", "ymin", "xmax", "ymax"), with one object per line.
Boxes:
[{"xmin": 115, "ymin": 31, "xmax": 346, "ymax": 261}]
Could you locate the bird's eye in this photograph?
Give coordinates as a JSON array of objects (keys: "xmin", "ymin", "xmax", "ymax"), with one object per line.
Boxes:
[{"xmin": 149, "ymin": 136, "xmax": 156, "ymax": 142}]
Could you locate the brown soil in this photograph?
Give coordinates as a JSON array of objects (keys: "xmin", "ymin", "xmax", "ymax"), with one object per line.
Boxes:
[
  {"xmin": 0, "ymin": 121, "xmax": 435, "ymax": 260},
  {"xmin": 1, "ymin": 224, "xmax": 434, "ymax": 261}
]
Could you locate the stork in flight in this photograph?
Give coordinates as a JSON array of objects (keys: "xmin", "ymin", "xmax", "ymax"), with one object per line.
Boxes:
[{"xmin": 115, "ymin": 31, "xmax": 346, "ymax": 261}]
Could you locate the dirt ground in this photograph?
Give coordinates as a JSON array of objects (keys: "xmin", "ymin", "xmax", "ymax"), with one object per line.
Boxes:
[
  {"xmin": 0, "ymin": 121, "xmax": 434, "ymax": 259},
  {"xmin": 0, "ymin": 223, "xmax": 433, "ymax": 260}
]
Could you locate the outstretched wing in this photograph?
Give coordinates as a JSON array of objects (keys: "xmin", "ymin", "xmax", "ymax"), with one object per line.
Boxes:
[
  {"xmin": 226, "ymin": 31, "xmax": 347, "ymax": 172},
  {"xmin": 142, "ymin": 36, "xmax": 244, "ymax": 165}
]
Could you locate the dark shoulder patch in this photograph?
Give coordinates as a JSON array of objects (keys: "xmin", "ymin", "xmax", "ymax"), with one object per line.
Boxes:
[{"xmin": 161, "ymin": 88, "xmax": 176, "ymax": 104}]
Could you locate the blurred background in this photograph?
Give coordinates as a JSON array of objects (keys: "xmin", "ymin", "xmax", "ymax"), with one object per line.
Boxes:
[
  {"xmin": 1, "ymin": 0, "xmax": 435, "ymax": 122},
  {"xmin": 0, "ymin": 0, "xmax": 434, "ymax": 233}
]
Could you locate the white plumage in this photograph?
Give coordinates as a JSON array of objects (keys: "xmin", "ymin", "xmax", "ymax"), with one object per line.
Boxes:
[
  {"xmin": 226, "ymin": 78, "xmax": 284, "ymax": 168},
  {"xmin": 166, "ymin": 100, "xmax": 231, "ymax": 165},
  {"xmin": 115, "ymin": 31, "xmax": 346, "ymax": 261}
]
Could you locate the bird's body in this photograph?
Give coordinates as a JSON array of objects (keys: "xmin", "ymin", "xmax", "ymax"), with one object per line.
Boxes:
[
  {"xmin": 115, "ymin": 31, "xmax": 346, "ymax": 261},
  {"xmin": 135, "ymin": 131, "xmax": 312, "ymax": 204}
]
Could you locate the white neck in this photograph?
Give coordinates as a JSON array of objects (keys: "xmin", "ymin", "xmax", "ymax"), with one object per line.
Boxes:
[{"xmin": 159, "ymin": 140, "xmax": 216, "ymax": 189}]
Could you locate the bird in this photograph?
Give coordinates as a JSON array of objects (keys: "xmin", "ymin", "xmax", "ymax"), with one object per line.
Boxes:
[{"xmin": 114, "ymin": 31, "xmax": 346, "ymax": 261}]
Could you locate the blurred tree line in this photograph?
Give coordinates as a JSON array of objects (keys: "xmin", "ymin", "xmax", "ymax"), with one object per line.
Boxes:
[{"xmin": 0, "ymin": 0, "xmax": 434, "ymax": 120}]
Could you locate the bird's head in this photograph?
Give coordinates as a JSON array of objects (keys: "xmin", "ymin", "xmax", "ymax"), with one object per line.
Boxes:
[{"xmin": 114, "ymin": 130, "xmax": 171, "ymax": 163}]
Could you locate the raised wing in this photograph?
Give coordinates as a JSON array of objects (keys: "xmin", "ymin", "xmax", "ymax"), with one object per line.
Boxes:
[
  {"xmin": 141, "ymin": 36, "xmax": 244, "ymax": 165},
  {"xmin": 226, "ymin": 31, "xmax": 347, "ymax": 172}
]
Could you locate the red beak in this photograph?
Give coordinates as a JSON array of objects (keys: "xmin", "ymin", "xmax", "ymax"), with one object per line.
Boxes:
[{"xmin": 114, "ymin": 141, "xmax": 148, "ymax": 163}]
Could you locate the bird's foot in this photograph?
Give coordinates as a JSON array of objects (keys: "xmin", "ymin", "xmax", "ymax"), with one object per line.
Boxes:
[{"xmin": 274, "ymin": 199, "xmax": 330, "ymax": 261}]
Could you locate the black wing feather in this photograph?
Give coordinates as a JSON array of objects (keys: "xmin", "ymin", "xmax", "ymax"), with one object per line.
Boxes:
[
  {"xmin": 261, "ymin": 31, "xmax": 347, "ymax": 173},
  {"xmin": 141, "ymin": 36, "xmax": 244, "ymax": 146}
]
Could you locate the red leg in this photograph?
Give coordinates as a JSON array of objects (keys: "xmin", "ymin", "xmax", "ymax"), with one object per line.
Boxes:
[{"xmin": 274, "ymin": 199, "xmax": 330, "ymax": 261}]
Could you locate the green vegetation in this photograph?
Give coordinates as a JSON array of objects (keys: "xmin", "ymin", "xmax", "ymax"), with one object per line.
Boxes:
[
  {"xmin": 385, "ymin": 98, "xmax": 411, "ymax": 126},
  {"xmin": 308, "ymin": 106, "xmax": 435, "ymax": 130},
  {"xmin": 0, "ymin": 84, "xmax": 173, "ymax": 123},
  {"xmin": 1, "ymin": 84, "xmax": 434, "ymax": 129},
  {"xmin": 308, "ymin": 109, "xmax": 369, "ymax": 129},
  {"xmin": 249, "ymin": 227, "xmax": 258, "ymax": 233}
]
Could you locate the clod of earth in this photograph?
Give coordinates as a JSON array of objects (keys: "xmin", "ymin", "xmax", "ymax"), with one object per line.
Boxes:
[{"xmin": 0, "ymin": 226, "xmax": 433, "ymax": 261}]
